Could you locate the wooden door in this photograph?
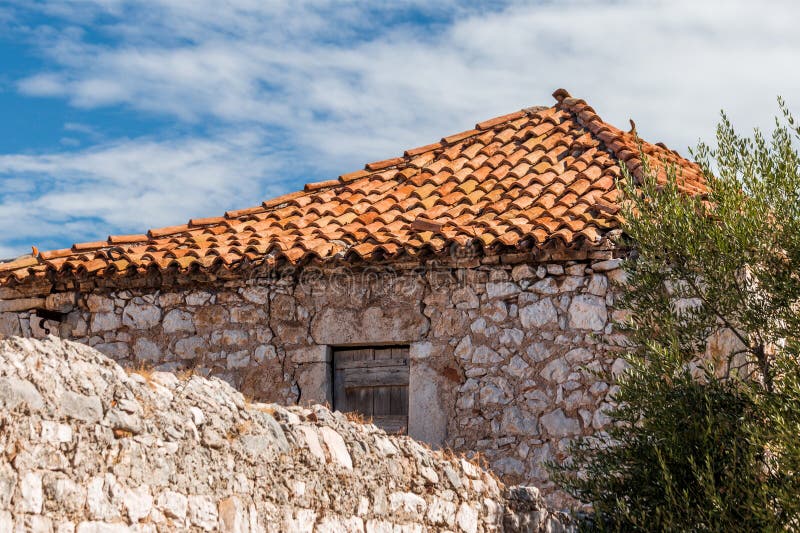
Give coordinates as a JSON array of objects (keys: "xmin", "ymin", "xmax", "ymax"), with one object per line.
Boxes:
[{"xmin": 333, "ymin": 346, "xmax": 409, "ymax": 434}]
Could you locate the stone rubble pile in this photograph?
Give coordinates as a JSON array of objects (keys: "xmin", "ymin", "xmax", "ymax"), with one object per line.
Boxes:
[{"xmin": 0, "ymin": 336, "xmax": 572, "ymax": 532}]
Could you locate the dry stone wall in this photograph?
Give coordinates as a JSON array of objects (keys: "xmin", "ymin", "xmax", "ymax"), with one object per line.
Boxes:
[
  {"xmin": 0, "ymin": 336, "xmax": 572, "ymax": 532},
  {"xmin": 0, "ymin": 256, "xmax": 628, "ymax": 504}
]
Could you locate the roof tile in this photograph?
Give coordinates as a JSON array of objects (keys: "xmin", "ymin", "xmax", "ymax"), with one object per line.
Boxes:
[{"xmin": 1, "ymin": 89, "xmax": 706, "ymax": 286}]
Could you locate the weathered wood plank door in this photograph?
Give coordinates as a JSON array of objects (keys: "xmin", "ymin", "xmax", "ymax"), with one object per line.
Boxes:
[{"xmin": 333, "ymin": 346, "xmax": 409, "ymax": 434}]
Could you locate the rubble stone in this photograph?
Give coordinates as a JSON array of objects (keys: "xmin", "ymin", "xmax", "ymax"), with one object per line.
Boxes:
[
  {"xmin": 0, "ymin": 256, "xmax": 624, "ymax": 508},
  {"xmin": 0, "ymin": 337, "xmax": 571, "ymax": 532}
]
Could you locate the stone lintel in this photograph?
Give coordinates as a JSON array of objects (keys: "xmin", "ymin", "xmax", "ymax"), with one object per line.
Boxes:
[
  {"xmin": 0, "ymin": 297, "xmax": 45, "ymax": 313},
  {"xmin": 288, "ymin": 345, "xmax": 331, "ymax": 364}
]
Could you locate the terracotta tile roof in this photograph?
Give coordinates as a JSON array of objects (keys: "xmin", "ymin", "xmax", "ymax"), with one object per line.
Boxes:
[{"xmin": 0, "ymin": 89, "xmax": 706, "ymax": 286}]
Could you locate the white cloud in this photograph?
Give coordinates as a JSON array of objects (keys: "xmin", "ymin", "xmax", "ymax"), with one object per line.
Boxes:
[
  {"xmin": 15, "ymin": 0, "xmax": 800, "ymax": 153},
  {"xmin": 0, "ymin": 129, "xmax": 292, "ymax": 254},
  {"xmin": 2, "ymin": 0, "xmax": 800, "ymax": 256}
]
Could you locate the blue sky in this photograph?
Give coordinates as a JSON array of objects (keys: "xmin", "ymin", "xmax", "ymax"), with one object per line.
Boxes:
[{"xmin": 0, "ymin": 0, "xmax": 799, "ymax": 259}]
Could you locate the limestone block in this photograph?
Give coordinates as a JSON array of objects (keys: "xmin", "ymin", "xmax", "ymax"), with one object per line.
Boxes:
[
  {"xmin": 503, "ymin": 356, "xmax": 530, "ymax": 378},
  {"xmin": 0, "ymin": 297, "xmax": 45, "ymax": 313},
  {"xmin": 188, "ymin": 495, "xmax": 218, "ymax": 531},
  {"xmin": 456, "ymin": 502, "xmax": 479, "ymax": 533},
  {"xmin": 76, "ymin": 522, "xmax": 129, "ymax": 533},
  {"xmin": 593, "ymin": 404, "xmax": 613, "ymax": 429},
  {"xmin": 42, "ymin": 474, "xmax": 84, "ymax": 515},
  {"xmin": 531, "ymin": 277, "xmax": 558, "ymax": 295},
  {"xmin": 296, "ymin": 425, "xmax": 326, "ymax": 462},
  {"xmin": 86, "ymin": 294, "xmax": 114, "ymax": 313},
  {"xmin": 0, "ymin": 377, "xmax": 44, "ymax": 411},
  {"xmin": 567, "ymin": 295, "xmax": 607, "ymax": 331},
  {"xmin": 541, "ymin": 358, "xmax": 570, "ymax": 382},
  {"xmin": 409, "ymin": 341, "xmax": 433, "ymax": 360},
  {"xmin": 454, "ymin": 336, "xmax": 472, "ymax": 361},
  {"xmin": 310, "ymin": 306, "xmax": 427, "ymax": 345},
  {"xmin": 592, "ymin": 258, "xmax": 622, "ymax": 271},
  {"xmin": 220, "ymin": 329, "xmax": 248, "ymax": 346},
  {"xmin": 224, "ymin": 350, "xmax": 249, "ymax": 369},
  {"xmin": 319, "ymin": 426, "xmax": 352, "ymax": 470},
  {"xmin": 240, "ymin": 286, "xmax": 270, "ymax": 305},
  {"xmin": 284, "ymin": 509, "xmax": 316, "ymax": 533},
  {"xmin": 611, "ymin": 357, "xmax": 630, "ymax": 378},
  {"xmin": 90, "ymin": 312, "xmax": 120, "ymax": 333},
  {"xmin": 122, "ymin": 302, "xmax": 161, "ymax": 329},
  {"xmin": 162, "ymin": 309, "xmax": 195, "ymax": 333},
  {"xmin": 316, "ymin": 516, "xmax": 364, "ymax": 533},
  {"xmin": 451, "ymin": 287, "xmax": 479, "ymax": 309},
  {"xmin": 86, "ymin": 476, "xmax": 119, "ymax": 521},
  {"xmin": 18, "ymin": 472, "xmax": 43, "ymax": 513},
  {"xmin": 133, "ymin": 338, "xmax": 161, "ymax": 362},
  {"xmin": 431, "ymin": 308, "xmax": 468, "ymax": 337},
  {"xmin": 156, "ymin": 490, "xmax": 187, "ymax": 520},
  {"xmin": 365, "ymin": 519, "xmax": 395, "ymax": 533},
  {"xmin": 526, "ymin": 342, "xmax": 550, "ymax": 363},
  {"xmin": 65, "ymin": 312, "xmax": 88, "ymax": 337},
  {"xmin": 494, "ymin": 456, "xmax": 525, "ymax": 477},
  {"xmin": 500, "ymin": 406, "xmax": 538, "ymax": 435},
  {"xmin": 587, "ymin": 274, "xmax": 608, "ymax": 296},
  {"xmin": 486, "ymin": 282, "xmax": 519, "ymax": 299},
  {"xmin": 559, "ymin": 276, "xmax": 585, "ymax": 293},
  {"xmin": 511, "ymin": 264, "xmax": 537, "ymax": 281},
  {"xmin": 705, "ymin": 328, "xmax": 747, "ymax": 364},
  {"xmin": 46, "ymin": 292, "xmax": 78, "ymax": 313},
  {"xmin": 519, "ymin": 299, "xmax": 558, "ymax": 328},
  {"xmin": 498, "ymin": 328, "xmax": 523, "ymax": 346},
  {"xmin": 479, "ymin": 381, "xmax": 511, "ymax": 406},
  {"xmin": 230, "ymin": 306, "xmax": 267, "ymax": 324},
  {"xmin": 540, "ymin": 409, "xmax": 580, "ymax": 437},
  {"xmin": 483, "ymin": 300, "xmax": 508, "ymax": 322},
  {"xmin": 296, "ymin": 362, "xmax": 331, "ymax": 406},
  {"xmin": 287, "ymin": 345, "xmax": 330, "ymax": 364},
  {"xmin": 389, "ymin": 491, "xmax": 426, "ymax": 517},
  {"xmin": 0, "ymin": 312, "xmax": 21, "ymax": 336},
  {"xmin": 218, "ymin": 496, "xmax": 247, "ymax": 533},
  {"xmin": 565, "ymin": 264, "xmax": 586, "ymax": 276},
  {"xmin": 41, "ymin": 421, "xmax": 73, "ymax": 444},
  {"xmin": 59, "ymin": 391, "xmax": 103, "ymax": 423},
  {"xmin": 95, "ymin": 342, "xmax": 129, "ymax": 359},
  {"xmin": 124, "ymin": 485, "xmax": 153, "ymax": 523},
  {"xmin": 253, "ymin": 344, "xmax": 276, "ymax": 363},
  {"xmin": 271, "ymin": 293, "xmax": 296, "ymax": 319},
  {"xmin": 472, "ymin": 345, "xmax": 503, "ymax": 364},
  {"xmin": 174, "ymin": 336, "xmax": 208, "ymax": 360},
  {"xmin": 193, "ymin": 306, "xmax": 230, "ymax": 330},
  {"xmin": 185, "ymin": 291, "xmax": 214, "ymax": 306},
  {"xmin": 565, "ymin": 347, "xmax": 593, "ymax": 364},
  {"xmin": 409, "ymin": 361, "xmax": 448, "ymax": 448},
  {"xmin": 607, "ymin": 268, "xmax": 629, "ymax": 285}
]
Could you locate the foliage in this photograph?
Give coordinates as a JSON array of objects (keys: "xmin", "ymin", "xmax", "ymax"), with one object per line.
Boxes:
[{"xmin": 550, "ymin": 101, "xmax": 800, "ymax": 531}]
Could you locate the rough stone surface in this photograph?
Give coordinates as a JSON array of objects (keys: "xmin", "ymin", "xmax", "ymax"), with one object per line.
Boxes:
[
  {"xmin": 0, "ymin": 337, "xmax": 572, "ymax": 532},
  {"xmin": 0, "ymin": 257, "xmax": 624, "ymax": 506}
]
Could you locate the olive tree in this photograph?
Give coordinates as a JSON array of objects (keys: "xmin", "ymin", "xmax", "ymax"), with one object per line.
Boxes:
[{"xmin": 552, "ymin": 102, "xmax": 800, "ymax": 531}]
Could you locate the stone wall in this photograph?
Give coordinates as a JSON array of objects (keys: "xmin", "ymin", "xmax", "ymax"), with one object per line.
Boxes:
[
  {"xmin": 0, "ymin": 255, "xmax": 627, "ymax": 504},
  {"xmin": 0, "ymin": 336, "xmax": 573, "ymax": 532}
]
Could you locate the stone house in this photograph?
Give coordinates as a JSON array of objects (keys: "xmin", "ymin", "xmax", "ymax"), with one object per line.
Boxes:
[{"xmin": 0, "ymin": 89, "xmax": 705, "ymax": 497}]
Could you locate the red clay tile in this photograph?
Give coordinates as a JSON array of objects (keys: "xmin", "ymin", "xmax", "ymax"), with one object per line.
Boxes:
[
  {"xmin": 1, "ymin": 89, "xmax": 705, "ymax": 286},
  {"xmin": 108, "ymin": 234, "xmax": 149, "ymax": 244},
  {"xmin": 442, "ymin": 129, "xmax": 479, "ymax": 145},
  {"xmin": 365, "ymin": 157, "xmax": 404, "ymax": 172}
]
